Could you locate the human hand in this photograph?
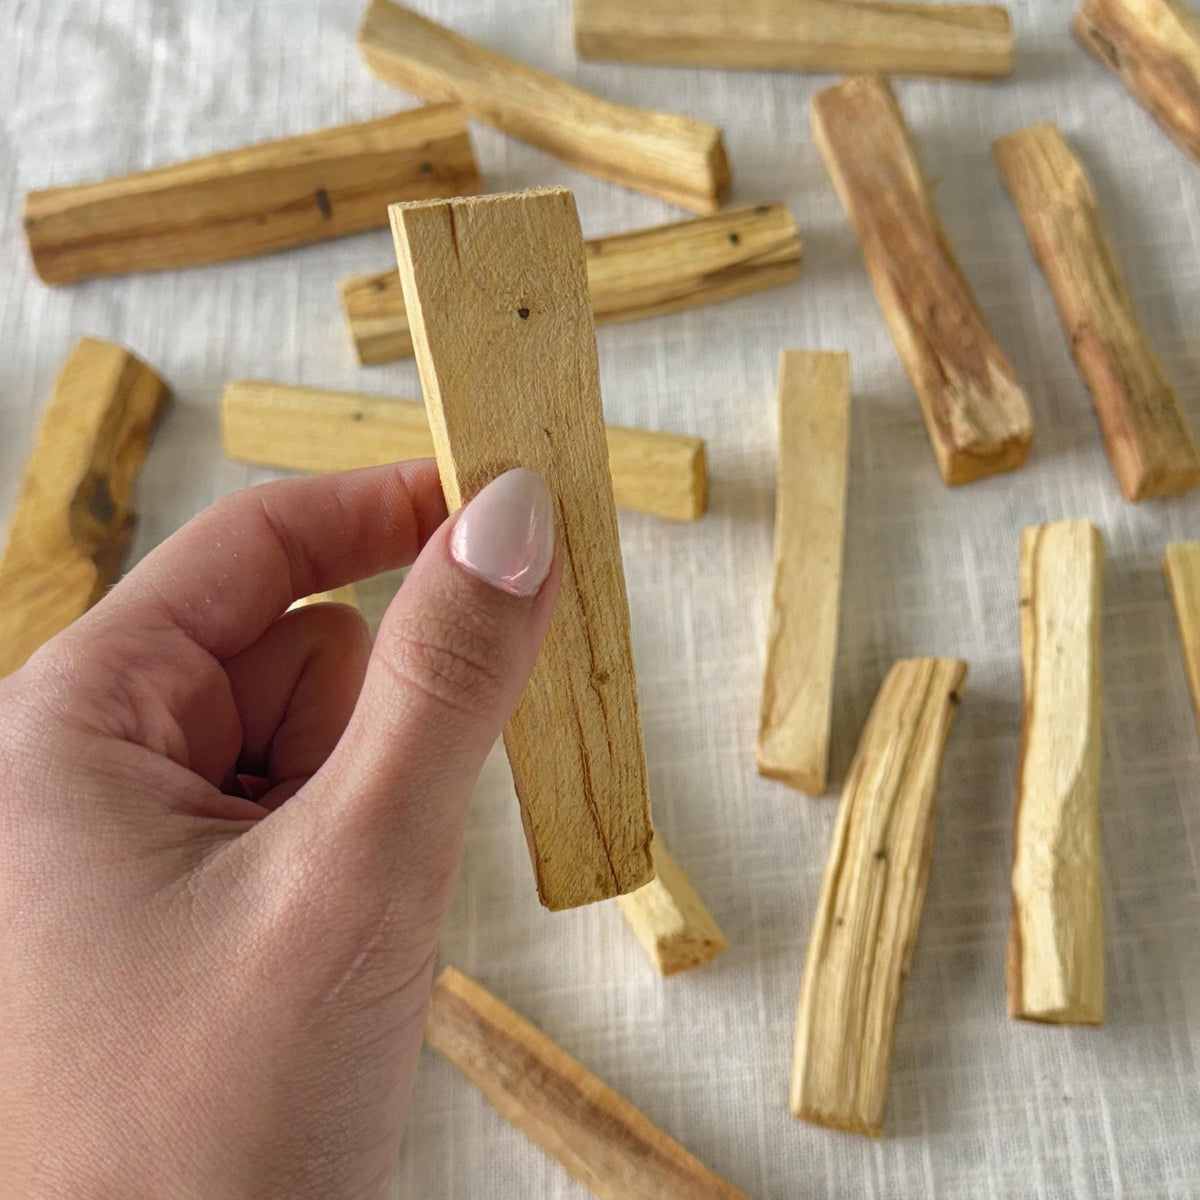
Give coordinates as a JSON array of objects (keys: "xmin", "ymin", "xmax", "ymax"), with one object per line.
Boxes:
[{"xmin": 0, "ymin": 461, "xmax": 560, "ymax": 1199}]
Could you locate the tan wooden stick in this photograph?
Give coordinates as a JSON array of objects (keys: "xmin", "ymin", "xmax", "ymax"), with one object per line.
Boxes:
[
  {"xmin": 1009, "ymin": 520, "xmax": 1105, "ymax": 1026},
  {"xmin": 339, "ymin": 203, "xmax": 802, "ymax": 365},
  {"xmin": 616, "ymin": 833, "xmax": 728, "ymax": 975},
  {"xmin": 1164, "ymin": 542, "xmax": 1200, "ymax": 749},
  {"xmin": 575, "ymin": 0, "xmax": 1014, "ymax": 79},
  {"xmin": 812, "ymin": 75, "xmax": 1032, "ymax": 486},
  {"xmin": 289, "ymin": 584, "xmax": 361, "ymax": 611},
  {"xmin": 426, "ymin": 967, "xmax": 749, "ymax": 1199},
  {"xmin": 993, "ymin": 122, "xmax": 1200, "ymax": 500},
  {"xmin": 791, "ymin": 657, "xmax": 967, "ymax": 1136},
  {"xmin": 758, "ymin": 350, "xmax": 850, "ymax": 795},
  {"xmin": 391, "ymin": 188, "xmax": 654, "ymax": 910},
  {"xmin": 0, "ymin": 339, "xmax": 169, "ymax": 677},
  {"xmin": 1073, "ymin": 0, "xmax": 1200, "ymax": 166},
  {"xmin": 358, "ymin": 0, "xmax": 730, "ymax": 213},
  {"xmin": 23, "ymin": 106, "xmax": 478, "ymax": 285},
  {"xmin": 221, "ymin": 380, "xmax": 707, "ymax": 523}
]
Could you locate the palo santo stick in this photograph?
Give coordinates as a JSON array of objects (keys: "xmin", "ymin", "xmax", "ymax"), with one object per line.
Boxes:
[
  {"xmin": 791, "ymin": 657, "xmax": 967, "ymax": 1136},
  {"xmin": 23, "ymin": 106, "xmax": 479, "ymax": 285},
  {"xmin": 1009, "ymin": 520, "xmax": 1105, "ymax": 1026},
  {"xmin": 1073, "ymin": 0, "xmax": 1200, "ymax": 166},
  {"xmin": 427, "ymin": 967, "xmax": 749, "ymax": 1199},
  {"xmin": 1164, "ymin": 543, "xmax": 1200, "ymax": 748},
  {"xmin": 757, "ymin": 351, "xmax": 850, "ymax": 795},
  {"xmin": 358, "ymin": 0, "xmax": 730, "ymax": 213},
  {"xmin": 339, "ymin": 203, "xmax": 802, "ymax": 366},
  {"xmin": 616, "ymin": 833, "xmax": 728, "ymax": 975},
  {"xmin": 575, "ymin": 0, "xmax": 1014, "ymax": 80},
  {"xmin": 289, "ymin": 584, "xmax": 361, "ymax": 611},
  {"xmin": 0, "ymin": 338, "xmax": 169, "ymax": 678},
  {"xmin": 391, "ymin": 188, "xmax": 654, "ymax": 910},
  {"xmin": 221, "ymin": 380, "xmax": 707, "ymax": 522},
  {"xmin": 994, "ymin": 123, "xmax": 1200, "ymax": 500},
  {"xmin": 812, "ymin": 75, "xmax": 1032, "ymax": 486}
]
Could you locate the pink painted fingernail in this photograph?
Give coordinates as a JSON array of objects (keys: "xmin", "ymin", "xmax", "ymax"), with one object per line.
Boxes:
[{"xmin": 450, "ymin": 468, "xmax": 555, "ymax": 598}]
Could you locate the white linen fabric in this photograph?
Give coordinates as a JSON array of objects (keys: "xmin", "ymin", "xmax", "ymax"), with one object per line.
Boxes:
[{"xmin": 4, "ymin": 1, "xmax": 1200, "ymax": 1196}]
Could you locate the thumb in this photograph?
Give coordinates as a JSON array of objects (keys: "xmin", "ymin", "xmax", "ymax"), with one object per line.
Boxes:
[{"xmin": 268, "ymin": 467, "xmax": 560, "ymax": 912}]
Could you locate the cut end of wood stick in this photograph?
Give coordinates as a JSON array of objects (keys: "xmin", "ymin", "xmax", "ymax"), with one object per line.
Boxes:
[
  {"xmin": 221, "ymin": 379, "xmax": 707, "ymax": 522},
  {"xmin": 992, "ymin": 120, "xmax": 1200, "ymax": 502},
  {"xmin": 757, "ymin": 350, "xmax": 851, "ymax": 796},
  {"xmin": 1008, "ymin": 520, "xmax": 1105, "ymax": 1026},
  {"xmin": 24, "ymin": 105, "xmax": 479, "ymax": 285},
  {"xmin": 288, "ymin": 584, "xmax": 361, "ymax": 611},
  {"xmin": 0, "ymin": 338, "xmax": 170, "ymax": 678},
  {"xmin": 616, "ymin": 834, "xmax": 728, "ymax": 975},
  {"xmin": 791, "ymin": 656, "xmax": 967, "ymax": 1136},
  {"xmin": 574, "ymin": 0, "xmax": 1014, "ymax": 80},
  {"xmin": 359, "ymin": 0, "xmax": 730, "ymax": 213},
  {"xmin": 339, "ymin": 203, "xmax": 802, "ymax": 367},
  {"xmin": 812, "ymin": 74, "xmax": 1032, "ymax": 487}
]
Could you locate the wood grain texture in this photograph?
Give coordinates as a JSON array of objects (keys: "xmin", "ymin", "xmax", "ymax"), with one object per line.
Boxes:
[
  {"xmin": 1073, "ymin": 0, "xmax": 1200, "ymax": 166},
  {"xmin": 426, "ymin": 967, "xmax": 749, "ymax": 1199},
  {"xmin": 791, "ymin": 657, "xmax": 967, "ymax": 1136},
  {"xmin": 757, "ymin": 351, "xmax": 850, "ymax": 795},
  {"xmin": 23, "ymin": 105, "xmax": 479, "ymax": 285},
  {"xmin": 616, "ymin": 833, "xmax": 728, "ymax": 975},
  {"xmin": 289, "ymin": 584, "xmax": 361, "ymax": 610},
  {"xmin": 1164, "ymin": 542, "xmax": 1200, "ymax": 748},
  {"xmin": 221, "ymin": 379, "xmax": 707, "ymax": 522},
  {"xmin": 0, "ymin": 338, "xmax": 169, "ymax": 677},
  {"xmin": 390, "ymin": 188, "xmax": 654, "ymax": 910},
  {"xmin": 1009, "ymin": 520, "xmax": 1105, "ymax": 1026},
  {"xmin": 358, "ymin": 0, "xmax": 730, "ymax": 213},
  {"xmin": 339, "ymin": 203, "xmax": 802, "ymax": 365},
  {"xmin": 812, "ymin": 75, "xmax": 1032, "ymax": 486},
  {"xmin": 993, "ymin": 122, "xmax": 1200, "ymax": 500},
  {"xmin": 575, "ymin": 0, "xmax": 1014, "ymax": 79}
]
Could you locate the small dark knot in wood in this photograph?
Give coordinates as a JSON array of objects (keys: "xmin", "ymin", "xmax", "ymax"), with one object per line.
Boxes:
[
  {"xmin": 314, "ymin": 188, "xmax": 333, "ymax": 220},
  {"xmin": 517, "ymin": 307, "xmax": 530, "ymax": 319},
  {"xmin": 728, "ymin": 232, "xmax": 740, "ymax": 245}
]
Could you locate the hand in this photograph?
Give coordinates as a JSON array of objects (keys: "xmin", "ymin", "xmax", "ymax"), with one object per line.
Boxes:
[{"xmin": 0, "ymin": 461, "xmax": 560, "ymax": 1199}]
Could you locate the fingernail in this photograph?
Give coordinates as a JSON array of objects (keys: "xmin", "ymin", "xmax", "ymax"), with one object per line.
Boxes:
[{"xmin": 450, "ymin": 468, "xmax": 555, "ymax": 598}]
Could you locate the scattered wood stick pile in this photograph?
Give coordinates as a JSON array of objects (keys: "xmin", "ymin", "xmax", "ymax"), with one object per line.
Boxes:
[{"xmin": 5, "ymin": 0, "xmax": 1200, "ymax": 1192}]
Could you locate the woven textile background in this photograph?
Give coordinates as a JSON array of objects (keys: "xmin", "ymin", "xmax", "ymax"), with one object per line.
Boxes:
[{"xmin": 4, "ymin": 0, "xmax": 1200, "ymax": 1195}]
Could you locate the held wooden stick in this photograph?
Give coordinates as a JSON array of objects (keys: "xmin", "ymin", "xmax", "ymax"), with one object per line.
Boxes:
[
  {"xmin": 358, "ymin": 0, "xmax": 730, "ymax": 213},
  {"xmin": 426, "ymin": 967, "xmax": 749, "ymax": 1199},
  {"xmin": 1164, "ymin": 542, "xmax": 1200, "ymax": 749},
  {"xmin": 758, "ymin": 351, "xmax": 850, "ymax": 795},
  {"xmin": 339, "ymin": 203, "xmax": 802, "ymax": 365},
  {"xmin": 289, "ymin": 584, "xmax": 361, "ymax": 611},
  {"xmin": 616, "ymin": 833, "xmax": 728, "ymax": 975},
  {"xmin": 1009, "ymin": 521, "xmax": 1105, "ymax": 1026},
  {"xmin": 575, "ymin": 0, "xmax": 1014, "ymax": 80},
  {"xmin": 221, "ymin": 380, "xmax": 708, "ymax": 523},
  {"xmin": 1073, "ymin": 0, "xmax": 1200, "ymax": 166},
  {"xmin": 390, "ymin": 188, "xmax": 654, "ymax": 910},
  {"xmin": 23, "ymin": 106, "xmax": 479, "ymax": 285},
  {"xmin": 993, "ymin": 123, "xmax": 1200, "ymax": 500},
  {"xmin": 0, "ymin": 339, "xmax": 170, "ymax": 678},
  {"xmin": 791, "ymin": 657, "xmax": 967, "ymax": 1136},
  {"xmin": 812, "ymin": 75, "xmax": 1032, "ymax": 486}
]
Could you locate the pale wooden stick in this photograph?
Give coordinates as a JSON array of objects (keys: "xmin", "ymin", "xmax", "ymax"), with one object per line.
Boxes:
[
  {"xmin": 426, "ymin": 967, "xmax": 749, "ymax": 1199},
  {"xmin": 358, "ymin": 0, "xmax": 730, "ymax": 213},
  {"xmin": 616, "ymin": 833, "xmax": 728, "ymax": 975},
  {"xmin": 1073, "ymin": 0, "xmax": 1200, "ymax": 166},
  {"xmin": 1009, "ymin": 520, "xmax": 1105, "ymax": 1026},
  {"xmin": 993, "ymin": 123, "xmax": 1200, "ymax": 500},
  {"xmin": 812, "ymin": 75, "xmax": 1032, "ymax": 486},
  {"xmin": 289, "ymin": 584, "xmax": 361, "ymax": 611},
  {"xmin": 0, "ymin": 339, "xmax": 169, "ymax": 677},
  {"xmin": 221, "ymin": 380, "xmax": 707, "ymax": 523},
  {"xmin": 575, "ymin": 0, "xmax": 1013, "ymax": 79},
  {"xmin": 23, "ymin": 106, "xmax": 478, "ymax": 285},
  {"xmin": 757, "ymin": 351, "xmax": 850, "ymax": 795},
  {"xmin": 791, "ymin": 657, "xmax": 967, "ymax": 1136},
  {"xmin": 390, "ymin": 188, "xmax": 654, "ymax": 910},
  {"xmin": 1164, "ymin": 542, "xmax": 1200, "ymax": 748},
  {"xmin": 339, "ymin": 203, "xmax": 802, "ymax": 365}
]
